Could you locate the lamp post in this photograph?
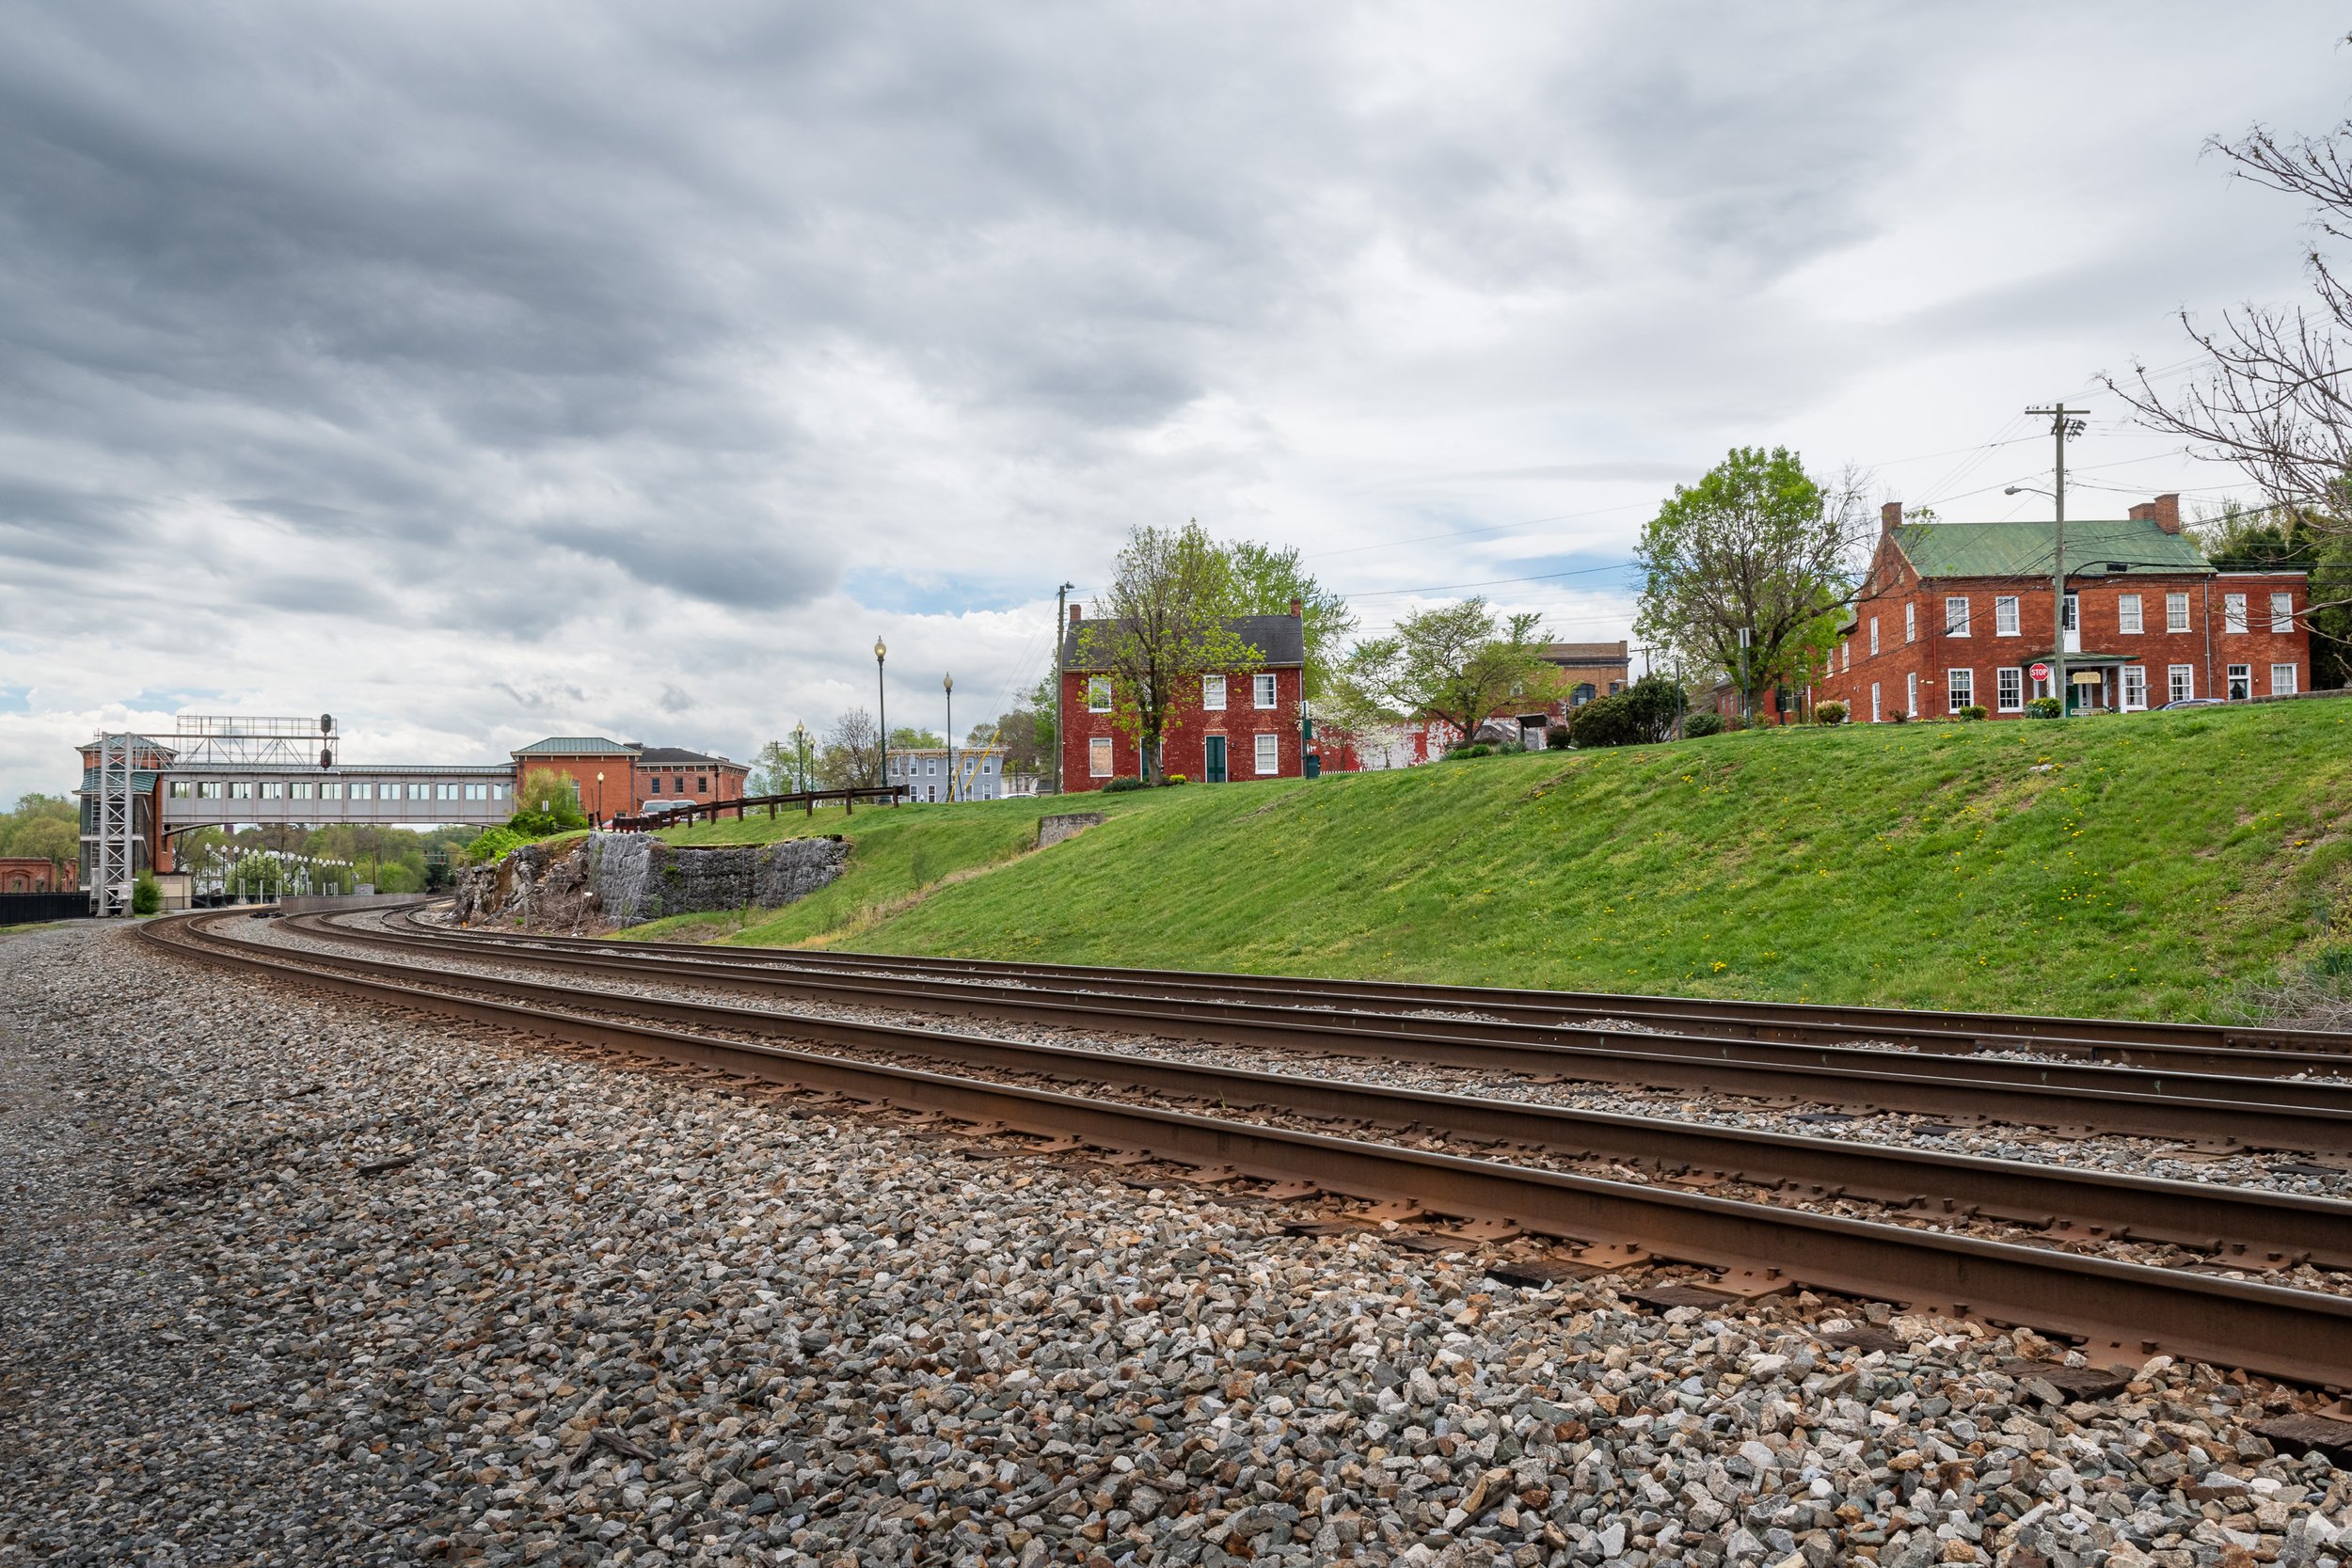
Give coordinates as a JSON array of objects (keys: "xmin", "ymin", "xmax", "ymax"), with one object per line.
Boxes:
[
  {"xmin": 943, "ymin": 672, "xmax": 955, "ymax": 801},
  {"xmin": 873, "ymin": 638, "xmax": 889, "ymax": 789},
  {"xmin": 793, "ymin": 722, "xmax": 811, "ymax": 794},
  {"xmin": 596, "ymin": 770, "xmax": 605, "ymax": 828}
]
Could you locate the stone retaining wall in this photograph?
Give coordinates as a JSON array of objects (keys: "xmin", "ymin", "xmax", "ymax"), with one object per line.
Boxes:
[{"xmin": 453, "ymin": 832, "xmax": 849, "ymax": 930}]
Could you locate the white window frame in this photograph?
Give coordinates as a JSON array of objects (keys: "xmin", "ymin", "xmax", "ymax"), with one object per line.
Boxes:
[
  {"xmin": 1944, "ymin": 596, "xmax": 1970, "ymax": 637},
  {"xmin": 465, "ymin": 783, "xmax": 488, "ymax": 800},
  {"xmin": 1254, "ymin": 733, "xmax": 1279, "ymax": 775},
  {"xmin": 2122, "ymin": 666, "xmax": 2147, "ymax": 711},
  {"xmin": 1906, "ymin": 672, "xmax": 1918, "ymax": 717},
  {"xmin": 491, "ymin": 784, "xmax": 506, "ymax": 801},
  {"xmin": 349, "ymin": 783, "xmax": 372, "ymax": 800},
  {"xmin": 198, "ymin": 781, "xmax": 224, "ymax": 800},
  {"xmin": 2168, "ymin": 665, "xmax": 2195, "ymax": 705},
  {"xmin": 2166, "ymin": 593, "xmax": 2190, "ymax": 634},
  {"xmin": 1869, "ymin": 682, "xmax": 1882, "ymax": 722},
  {"xmin": 167, "ymin": 780, "xmax": 192, "ymax": 799},
  {"xmin": 1947, "ymin": 668, "xmax": 1973, "ymax": 712},
  {"xmin": 1868, "ymin": 618, "xmax": 1880, "ymax": 657},
  {"xmin": 2061, "ymin": 594, "xmax": 2078, "ymax": 635},
  {"xmin": 292, "ymin": 782, "xmax": 314, "ymax": 800},
  {"xmin": 260, "ymin": 781, "xmax": 283, "ymax": 800},
  {"xmin": 1994, "ymin": 595, "xmax": 2019, "ymax": 637},
  {"xmin": 321, "ymin": 782, "xmax": 343, "ymax": 800},
  {"xmin": 2118, "ymin": 594, "xmax": 2142, "ymax": 635},
  {"xmin": 1202, "ymin": 674, "xmax": 1227, "ymax": 711},
  {"xmin": 2227, "ymin": 663, "xmax": 2252, "ymax": 701},
  {"xmin": 2224, "ymin": 594, "xmax": 2248, "ymax": 635},
  {"xmin": 1840, "ymin": 641, "xmax": 1851, "ymax": 673},
  {"xmin": 1088, "ymin": 737, "xmax": 1113, "ymax": 778},
  {"xmin": 2271, "ymin": 592, "xmax": 2295, "ymax": 634},
  {"xmin": 2272, "ymin": 662, "xmax": 2299, "ymax": 696},
  {"xmin": 1087, "ymin": 677, "xmax": 1112, "ymax": 713},
  {"xmin": 1996, "ymin": 668, "xmax": 2023, "ymax": 713},
  {"xmin": 1904, "ymin": 602, "xmax": 1916, "ymax": 643},
  {"xmin": 437, "ymin": 782, "xmax": 459, "ymax": 800},
  {"xmin": 1253, "ymin": 673, "xmax": 1279, "ymax": 709},
  {"xmin": 230, "ymin": 782, "xmax": 252, "ymax": 800},
  {"xmin": 410, "ymin": 784, "xmax": 431, "ymax": 800}
]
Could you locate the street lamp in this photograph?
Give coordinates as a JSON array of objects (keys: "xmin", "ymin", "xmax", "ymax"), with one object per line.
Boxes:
[
  {"xmin": 943, "ymin": 672, "xmax": 955, "ymax": 801},
  {"xmin": 596, "ymin": 769, "xmax": 605, "ymax": 827},
  {"xmin": 873, "ymin": 637, "xmax": 889, "ymax": 790},
  {"xmin": 792, "ymin": 722, "xmax": 811, "ymax": 794}
]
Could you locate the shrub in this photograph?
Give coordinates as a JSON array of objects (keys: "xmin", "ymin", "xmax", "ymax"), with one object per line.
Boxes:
[
  {"xmin": 1571, "ymin": 674, "xmax": 1686, "ymax": 749},
  {"xmin": 461, "ymin": 826, "xmax": 530, "ymax": 865},
  {"xmin": 1162, "ymin": 773, "xmax": 1188, "ymax": 785},
  {"xmin": 132, "ymin": 873, "xmax": 161, "ymax": 915},
  {"xmin": 1682, "ymin": 712, "xmax": 1725, "ymax": 738},
  {"xmin": 1816, "ymin": 702, "xmax": 1848, "ymax": 726},
  {"xmin": 1888, "ymin": 710, "xmax": 1913, "ymax": 724},
  {"xmin": 1545, "ymin": 726, "xmax": 1571, "ymax": 749},
  {"xmin": 1957, "ymin": 705, "xmax": 1988, "ymax": 721},
  {"xmin": 1100, "ymin": 775, "xmax": 1148, "ymax": 793},
  {"xmin": 1444, "ymin": 743, "xmax": 1496, "ymax": 760},
  {"xmin": 2026, "ymin": 696, "xmax": 2064, "ymax": 719}
]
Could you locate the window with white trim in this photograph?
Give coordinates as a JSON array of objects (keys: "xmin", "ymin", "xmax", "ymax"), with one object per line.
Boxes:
[
  {"xmin": 1202, "ymin": 674, "xmax": 1226, "ymax": 710},
  {"xmin": 349, "ymin": 783, "xmax": 372, "ymax": 800},
  {"xmin": 1945, "ymin": 596, "xmax": 1970, "ymax": 636},
  {"xmin": 291, "ymin": 782, "xmax": 313, "ymax": 800},
  {"xmin": 1254, "ymin": 733, "xmax": 1279, "ymax": 775},
  {"xmin": 1840, "ymin": 641, "xmax": 1850, "ymax": 673},
  {"xmin": 1906, "ymin": 672, "xmax": 1918, "ymax": 716},
  {"xmin": 230, "ymin": 782, "xmax": 252, "ymax": 800},
  {"xmin": 1996, "ymin": 668, "xmax": 2023, "ymax": 712},
  {"xmin": 2227, "ymin": 664, "xmax": 2252, "ymax": 701},
  {"xmin": 197, "ymin": 780, "xmax": 223, "ymax": 800},
  {"xmin": 1904, "ymin": 602, "xmax": 1915, "ymax": 642},
  {"xmin": 2272, "ymin": 592, "xmax": 2295, "ymax": 633},
  {"xmin": 1867, "ymin": 618, "xmax": 1879, "ymax": 657},
  {"xmin": 1088, "ymin": 737, "xmax": 1113, "ymax": 777},
  {"xmin": 2224, "ymin": 594, "xmax": 2248, "ymax": 634},
  {"xmin": 1087, "ymin": 677, "xmax": 1111, "ymax": 713},
  {"xmin": 2272, "ymin": 662, "xmax": 2299, "ymax": 695},
  {"xmin": 1253, "ymin": 673, "xmax": 1278, "ymax": 708},
  {"xmin": 464, "ymin": 784, "xmax": 488, "ymax": 800},
  {"xmin": 321, "ymin": 782, "xmax": 343, "ymax": 800},
  {"xmin": 409, "ymin": 784, "xmax": 431, "ymax": 800},
  {"xmin": 2122, "ymin": 666, "xmax": 2147, "ymax": 711},
  {"xmin": 1947, "ymin": 668, "xmax": 1973, "ymax": 712},
  {"xmin": 1869, "ymin": 682, "xmax": 1882, "ymax": 721},
  {"xmin": 168, "ymin": 780, "xmax": 192, "ymax": 798},
  {"xmin": 491, "ymin": 784, "xmax": 506, "ymax": 800},
  {"xmin": 1994, "ymin": 595, "xmax": 2019, "ymax": 637},
  {"xmin": 260, "ymin": 782, "xmax": 283, "ymax": 800},
  {"xmin": 2118, "ymin": 594, "xmax": 2142, "ymax": 635},
  {"xmin": 2168, "ymin": 665, "xmax": 2194, "ymax": 704},
  {"xmin": 2166, "ymin": 593, "xmax": 2190, "ymax": 633}
]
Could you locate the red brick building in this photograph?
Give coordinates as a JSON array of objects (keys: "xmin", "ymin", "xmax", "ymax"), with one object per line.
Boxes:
[
  {"xmin": 0, "ymin": 857, "xmax": 73, "ymax": 894},
  {"xmin": 510, "ymin": 738, "xmax": 750, "ymax": 822},
  {"xmin": 1059, "ymin": 605, "xmax": 1310, "ymax": 788},
  {"xmin": 1815, "ymin": 496, "xmax": 2312, "ymax": 721}
]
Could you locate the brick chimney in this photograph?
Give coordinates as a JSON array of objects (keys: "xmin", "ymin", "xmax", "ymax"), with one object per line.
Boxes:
[
  {"xmin": 2152, "ymin": 493, "xmax": 2182, "ymax": 534},
  {"xmin": 1882, "ymin": 501, "xmax": 1902, "ymax": 534},
  {"xmin": 1069, "ymin": 603, "xmax": 1082, "ymax": 623}
]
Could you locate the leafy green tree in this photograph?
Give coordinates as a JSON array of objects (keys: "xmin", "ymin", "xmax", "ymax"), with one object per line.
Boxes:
[
  {"xmin": 1339, "ymin": 598, "xmax": 1560, "ymax": 749},
  {"xmin": 2195, "ymin": 501, "xmax": 2352, "ymax": 689},
  {"xmin": 1634, "ymin": 447, "xmax": 1867, "ymax": 722},
  {"xmin": 1073, "ymin": 522, "xmax": 1262, "ymax": 784},
  {"xmin": 886, "ymin": 727, "xmax": 946, "ymax": 750},
  {"xmin": 509, "ymin": 767, "xmax": 589, "ymax": 834},
  {"xmin": 1222, "ymin": 539, "xmax": 1358, "ymax": 697}
]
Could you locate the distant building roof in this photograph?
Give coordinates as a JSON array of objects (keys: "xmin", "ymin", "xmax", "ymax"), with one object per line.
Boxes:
[
  {"xmin": 514, "ymin": 736, "xmax": 640, "ymax": 758},
  {"xmin": 1540, "ymin": 641, "xmax": 1629, "ymax": 666},
  {"xmin": 1890, "ymin": 517, "xmax": 2211, "ymax": 580},
  {"xmin": 1062, "ymin": 612, "xmax": 1305, "ymax": 670}
]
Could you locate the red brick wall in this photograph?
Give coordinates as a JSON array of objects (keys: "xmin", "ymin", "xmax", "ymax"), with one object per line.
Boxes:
[
  {"xmin": 1813, "ymin": 539, "xmax": 2312, "ymax": 721},
  {"xmin": 514, "ymin": 756, "xmax": 748, "ymax": 821},
  {"xmin": 1060, "ymin": 666, "xmax": 1304, "ymax": 789}
]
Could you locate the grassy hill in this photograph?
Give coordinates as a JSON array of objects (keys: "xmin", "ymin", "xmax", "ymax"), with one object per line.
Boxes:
[{"xmin": 645, "ymin": 699, "xmax": 2352, "ymax": 1022}]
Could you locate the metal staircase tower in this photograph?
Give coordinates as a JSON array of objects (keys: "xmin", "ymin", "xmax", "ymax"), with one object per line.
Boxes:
[{"xmin": 90, "ymin": 731, "xmax": 135, "ymax": 916}]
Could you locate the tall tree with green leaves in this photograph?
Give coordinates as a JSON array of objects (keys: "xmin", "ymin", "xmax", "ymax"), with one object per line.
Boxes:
[
  {"xmin": 1634, "ymin": 447, "xmax": 1868, "ymax": 721},
  {"xmin": 1222, "ymin": 539, "xmax": 1358, "ymax": 696},
  {"xmin": 1339, "ymin": 598, "xmax": 1560, "ymax": 749},
  {"xmin": 1073, "ymin": 521, "xmax": 1261, "ymax": 784},
  {"xmin": 2194, "ymin": 500, "xmax": 2352, "ymax": 689}
]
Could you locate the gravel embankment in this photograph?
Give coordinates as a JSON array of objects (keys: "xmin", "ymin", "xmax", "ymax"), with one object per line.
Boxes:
[{"xmin": 8, "ymin": 920, "xmax": 2352, "ymax": 1568}]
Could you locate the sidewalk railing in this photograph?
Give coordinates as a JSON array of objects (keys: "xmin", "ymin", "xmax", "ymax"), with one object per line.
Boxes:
[{"xmin": 605, "ymin": 784, "xmax": 909, "ymax": 832}]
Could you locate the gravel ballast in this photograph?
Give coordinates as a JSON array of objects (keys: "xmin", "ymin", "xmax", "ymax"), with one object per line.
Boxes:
[{"xmin": 6, "ymin": 921, "xmax": 2352, "ymax": 1568}]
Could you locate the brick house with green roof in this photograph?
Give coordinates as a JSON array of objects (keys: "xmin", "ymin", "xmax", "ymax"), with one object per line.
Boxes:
[
  {"xmin": 1813, "ymin": 495, "xmax": 2312, "ymax": 722},
  {"xmin": 511, "ymin": 736, "xmax": 747, "ymax": 824}
]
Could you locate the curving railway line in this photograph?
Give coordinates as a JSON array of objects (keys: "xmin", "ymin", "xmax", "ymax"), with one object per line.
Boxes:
[{"xmin": 141, "ymin": 905, "xmax": 2352, "ymax": 1389}]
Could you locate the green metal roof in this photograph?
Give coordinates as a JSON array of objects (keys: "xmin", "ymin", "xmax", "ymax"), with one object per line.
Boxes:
[
  {"xmin": 1892, "ymin": 518, "xmax": 2212, "ymax": 580},
  {"xmin": 513, "ymin": 736, "xmax": 639, "ymax": 757}
]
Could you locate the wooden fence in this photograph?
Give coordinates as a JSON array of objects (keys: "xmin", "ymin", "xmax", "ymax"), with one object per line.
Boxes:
[{"xmin": 606, "ymin": 784, "xmax": 908, "ymax": 833}]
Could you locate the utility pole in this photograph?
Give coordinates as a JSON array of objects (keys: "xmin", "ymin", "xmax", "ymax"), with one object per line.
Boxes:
[
  {"xmin": 1053, "ymin": 581, "xmax": 1074, "ymax": 795},
  {"xmin": 2026, "ymin": 403, "xmax": 2086, "ymax": 712}
]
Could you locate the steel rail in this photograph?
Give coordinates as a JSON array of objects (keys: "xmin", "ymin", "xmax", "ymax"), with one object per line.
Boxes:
[
  {"xmin": 261, "ymin": 915, "xmax": 2352, "ymax": 1266},
  {"xmin": 391, "ymin": 906, "xmax": 2352, "ymax": 1069},
  {"xmin": 136, "ymin": 911, "xmax": 2352, "ymax": 1386},
  {"xmin": 312, "ymin": 913, "xmax": 2352, "ymax": 1143}
]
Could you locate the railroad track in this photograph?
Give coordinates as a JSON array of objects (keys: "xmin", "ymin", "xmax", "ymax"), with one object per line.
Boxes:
[
  {"xmin": 390, "ymin": 905, "xmax": 2352, "ymax": 1066},
  {"xmin": 140, "ymin": 908, "xmax": 2352, "ymax": 1386},
  {"xmin": 308, "ymin": 909, "xmax": 2352, "ymax": 1151}
]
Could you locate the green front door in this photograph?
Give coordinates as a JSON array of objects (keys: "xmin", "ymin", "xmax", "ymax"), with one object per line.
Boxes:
[{"xmin": 1204, "ymin": 735, "xmax": 1227, "ymax": 784}]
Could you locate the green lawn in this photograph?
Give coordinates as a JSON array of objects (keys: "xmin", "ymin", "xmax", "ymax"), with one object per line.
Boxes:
[{"xmin": 633, "ymin": 701, "xmax": 2352, "ymax": 1022}]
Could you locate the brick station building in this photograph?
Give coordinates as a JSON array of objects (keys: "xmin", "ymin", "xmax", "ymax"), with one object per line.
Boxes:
[
  {"xmin": 510, "ymin": 738, "xmax": 750, "ymax": 820},
  {"xmin": 1815, "ymin": 496, "xmax": 2313, "ymax": 721},
  {"xmin": 1059, "ymin": 603, "xmax": 1310, "ymax": 788}
]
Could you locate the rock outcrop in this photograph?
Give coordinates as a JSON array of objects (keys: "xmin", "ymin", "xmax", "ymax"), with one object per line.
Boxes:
[{"xmin": 453, "ymin": 832, "xmax": 849, "ymax": 931}]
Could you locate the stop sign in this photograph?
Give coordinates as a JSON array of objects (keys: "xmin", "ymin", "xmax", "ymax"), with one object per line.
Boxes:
[{"xmin": 2028, "ymin": 662, "xmax": 2051, "ymax": 682}]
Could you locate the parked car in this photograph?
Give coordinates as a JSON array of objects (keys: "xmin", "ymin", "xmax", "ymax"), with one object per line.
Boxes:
[{"xmin": 2155, "ymin": 698, "xmax": 2225, "ymax": 711}]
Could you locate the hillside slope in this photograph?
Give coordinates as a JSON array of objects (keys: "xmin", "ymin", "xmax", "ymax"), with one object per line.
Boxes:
[{"xmin": 651, "ymin": 700, "xmax": 2352, "ymax": 1022}]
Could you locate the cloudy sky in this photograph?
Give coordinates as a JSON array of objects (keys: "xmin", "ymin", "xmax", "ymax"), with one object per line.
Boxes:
[{"xmin": 4, "ymin": 2, "xmax": 2347, "ymax": 801}]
